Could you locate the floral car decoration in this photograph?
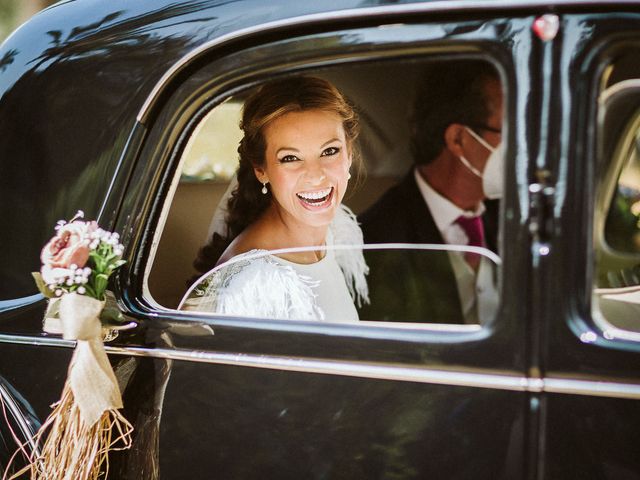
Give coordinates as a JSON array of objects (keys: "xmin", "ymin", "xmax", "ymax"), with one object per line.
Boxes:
[
  {"xmin": 8, "ymin": 211, "xmax": 133, "ymax": 480},
  {"xmin": 35, "ymin": 211, "xmax": 125, "ymax": 301}
]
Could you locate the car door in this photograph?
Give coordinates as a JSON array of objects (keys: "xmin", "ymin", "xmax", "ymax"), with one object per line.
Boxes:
[
  {"xmin": 0, "ymin": 3, "xmax": 546, "ymax": 479},
  {"xmin": 536, "ymin": 10, "xmax": 640, "ymax": 479},
  {"xmin": 108, "ymin": 8, "xmax": 538, "ymax": 479}
]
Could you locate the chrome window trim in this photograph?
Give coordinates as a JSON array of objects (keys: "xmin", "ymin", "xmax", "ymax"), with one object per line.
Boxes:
[
  {"xmin": 109, "ymin": 344, "xmax": 533, "ymax": 392},
  {"xmin": 599, "ymin": 78, "xmax": 640, "ymax": 105},
  {"xmin": 543, "ymin": 377, "xmax": 640, "ymax": 399},
  {"xmin": 1, "ymin": 334, "xmax": 639, "ymax": 399}
]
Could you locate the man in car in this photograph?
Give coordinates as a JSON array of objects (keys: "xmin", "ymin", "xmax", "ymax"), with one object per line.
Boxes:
[{"xmin": 358, "ymin": 61, "xmax": 503, "ymax": 324}]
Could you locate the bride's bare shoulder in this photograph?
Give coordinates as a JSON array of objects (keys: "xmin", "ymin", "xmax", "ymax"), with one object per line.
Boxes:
[{"xmin": 216, "ymin": 222, "xmax": 270, "ymax": 265}]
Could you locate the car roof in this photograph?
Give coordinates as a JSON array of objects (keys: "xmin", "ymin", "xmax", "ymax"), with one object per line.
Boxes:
[
  {"xmin": 1, "ymin": 0, "xmax": 637, "ymax": 119},
  {"xmin": 2, "ymin": 0, "xmax": 638, "ymax": 98},
  {"xmin": 0, "ymin": 0, "xmax": 635, "ymax": 201}
]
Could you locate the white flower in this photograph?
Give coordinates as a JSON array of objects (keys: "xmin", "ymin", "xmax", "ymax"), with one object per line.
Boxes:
[
  {"xmin": 68, "ymin": 210, "xmax": 84, "ymax": 222},
  {"xmin": 77, "ymin": 286, "xmax": 86, "ymax": 294},
  {"xmin": 41, "ymin": 266, "xmax": 74, "ymax": 285},
  {"xmin": 55, "ymin": 290, "xmax": 62, "ymax": 296}
]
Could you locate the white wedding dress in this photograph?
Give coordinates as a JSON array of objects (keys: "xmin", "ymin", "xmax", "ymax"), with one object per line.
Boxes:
[{"xmin": 180, "ymin": 205, "xmax": 369, "ymax": 322}]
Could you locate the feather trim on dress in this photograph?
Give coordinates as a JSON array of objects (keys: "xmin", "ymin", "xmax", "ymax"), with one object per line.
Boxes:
[
  {"xmin": 181, "ymin": 204, "xmax": 369, "ymax": 318},
  {"xmin": 330, "ymin": 205, "xmax": 370, "ymax": 307},
  {"xmin": 182, "ymin": 252, "xmax": 324, "ymax": 320}
]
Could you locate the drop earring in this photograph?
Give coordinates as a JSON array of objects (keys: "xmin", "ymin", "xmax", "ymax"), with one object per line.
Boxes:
[
  {"xmin": 261, "ymin": 182, "xmax": 268, "ymax": 194},
  {"xmin": 347, "ymin": 172, "xmax": 352, "ymax": 180}
]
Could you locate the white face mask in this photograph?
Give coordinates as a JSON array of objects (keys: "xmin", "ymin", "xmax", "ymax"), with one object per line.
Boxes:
[{"xmin": 460, "ymin": 127, "xmax": 504, "ymax": 200}]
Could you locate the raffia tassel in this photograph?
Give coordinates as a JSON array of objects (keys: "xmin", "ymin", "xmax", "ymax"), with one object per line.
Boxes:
[{"xmin": 8, "ymin": 381, "xmax": 133, "ymax": 480}]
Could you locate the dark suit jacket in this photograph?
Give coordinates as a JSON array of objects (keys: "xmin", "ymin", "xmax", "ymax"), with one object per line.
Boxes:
[{"xmin": 358, "ymin": 172, "xmax": 498, "ymax": 323}]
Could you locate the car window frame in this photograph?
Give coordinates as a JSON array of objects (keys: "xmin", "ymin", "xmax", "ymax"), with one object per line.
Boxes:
[{"xmin": 115, "ymin": 14, "xmax": 527, "ymax": 351}]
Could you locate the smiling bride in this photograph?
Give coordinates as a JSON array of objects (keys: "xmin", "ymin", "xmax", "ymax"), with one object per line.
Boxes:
[{"xmin": 180, "ymin": 76, "xmax": 369, "ymax": 321}]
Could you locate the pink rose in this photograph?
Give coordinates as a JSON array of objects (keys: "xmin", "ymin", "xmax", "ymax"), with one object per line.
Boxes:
[{"xmin": 40, "ymin": 221, "xmax": 97, "ymax": 284}]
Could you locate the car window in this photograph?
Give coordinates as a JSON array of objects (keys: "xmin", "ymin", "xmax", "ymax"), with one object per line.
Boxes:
[
  {"xmin": 146, "ymin": 57, "xmax": 506, "ymax": 327},
  {"xmin": 180, "ymin": 99, "xmax": 241, "ymax": 182},
  {"xmin": 593, "ymin": 50, "xmax": 640, "ymax": 336}
]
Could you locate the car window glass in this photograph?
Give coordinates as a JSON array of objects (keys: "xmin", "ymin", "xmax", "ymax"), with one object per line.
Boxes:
[
  {"xmin": 594, "ymin": 113, "xmax": 640, "ymax": 333},
  {"xmin": 593, "ymin": 53, "xmax": 640, "ymax": 335},
  {"xmin": 181, "ymin": 245, "xmax": 499, "ymax": 326},
  {"xmin": 181, "ymin": 99, "xmax": 241, "ymax": 182},
  {"xmin": 147, "ymin": 58, "xmax": 505, "ymax": 327},
  {"xmin": 603, "ymin": 132, "xmax": 640, "ymax": 256}
]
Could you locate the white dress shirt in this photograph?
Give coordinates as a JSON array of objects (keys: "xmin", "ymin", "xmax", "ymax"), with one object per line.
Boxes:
[{"xmin": 414, "ymin": 169, "xmax": 499, "ymax": 325}]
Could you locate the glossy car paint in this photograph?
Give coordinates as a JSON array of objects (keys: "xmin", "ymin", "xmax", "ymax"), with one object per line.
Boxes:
[{"xmin": 0, "ymin": 1, "xmax": 639, "ymax": 478}]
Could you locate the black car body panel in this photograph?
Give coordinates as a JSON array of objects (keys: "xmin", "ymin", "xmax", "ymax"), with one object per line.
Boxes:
[{"xmin": 1, "ymin": 1, "xmax": 640, "ymax": 478}]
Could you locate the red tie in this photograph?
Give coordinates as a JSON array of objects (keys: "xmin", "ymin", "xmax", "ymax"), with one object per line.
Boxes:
[{"xmin": 455, "ymin": 215, "xmax": 485, "ymax": 269}]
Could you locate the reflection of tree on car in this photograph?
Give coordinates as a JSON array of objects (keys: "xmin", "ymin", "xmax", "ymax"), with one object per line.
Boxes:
[{"xmin": 605, "ymin": 183, "xmax": 640, "ymax": 254}]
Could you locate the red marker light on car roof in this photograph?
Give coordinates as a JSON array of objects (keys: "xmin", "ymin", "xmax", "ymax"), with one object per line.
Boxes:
[{"xmin": 532, "ymin": 14, "xmax": 560, "ymax": 41}]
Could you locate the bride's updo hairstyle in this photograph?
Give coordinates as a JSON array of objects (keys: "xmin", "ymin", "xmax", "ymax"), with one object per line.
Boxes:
[{"xmin": 192, "ymin": 76, "xmax": 360, "ymax": 276}]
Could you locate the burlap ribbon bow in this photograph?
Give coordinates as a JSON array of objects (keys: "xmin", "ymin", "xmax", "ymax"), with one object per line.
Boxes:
[
  {"xmin": 51, "ymin": 292, "xmax": 123, "ymax": 426},
  {"xmin": 11, "ymin": 292, "xmax": 135, "ymax": 480}
]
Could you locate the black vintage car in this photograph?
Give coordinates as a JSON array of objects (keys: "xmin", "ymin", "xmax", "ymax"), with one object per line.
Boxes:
[{"xmin": 1, "ymin": 0, "xmax": 640, "ymax": 478}]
